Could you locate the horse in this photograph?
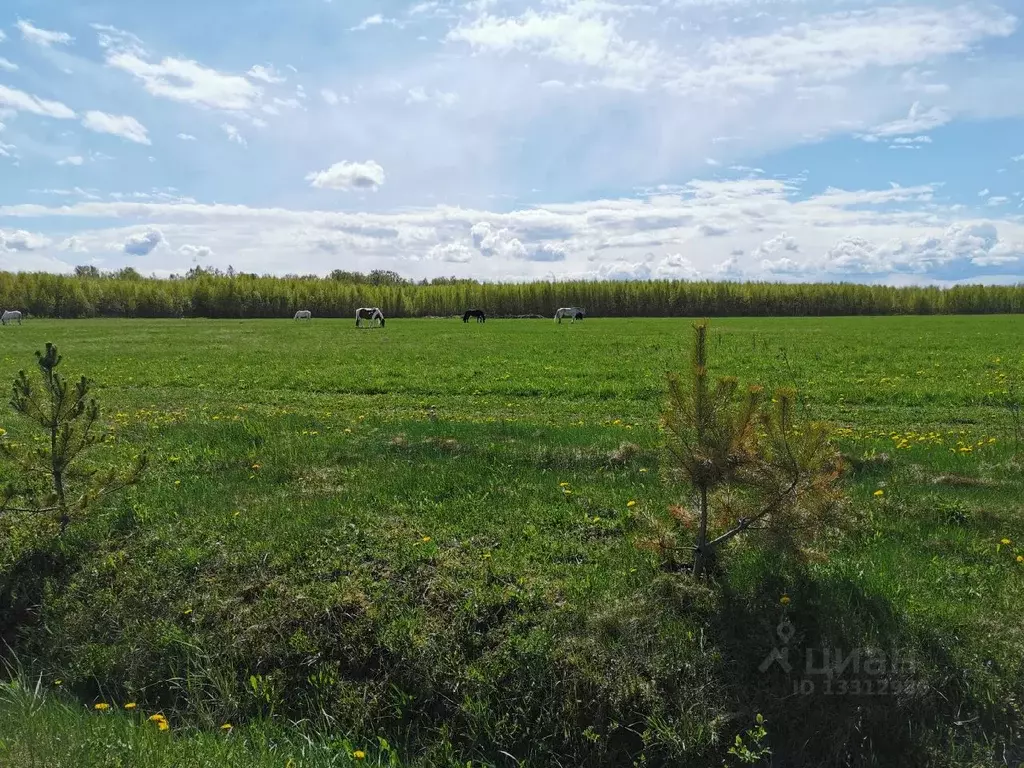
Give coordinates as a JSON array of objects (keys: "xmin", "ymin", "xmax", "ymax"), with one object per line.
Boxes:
[
  {"xmin": 294, "ymin": 310, "xmax": 312, "ymax": 320},
  {"xmin": 1, "ymin": 310, "xmax": 23, "ymax": 326},
  {"xmin": 356, "ymin": 307, "xmax": 385, "ymax": 327},
  {"xmin": 554, "ymin": 307, "xmax": 585, "ymax": 324},
  {"xmin": 462, "ymin": 309, "xmax": 486, "ymax": 323}
]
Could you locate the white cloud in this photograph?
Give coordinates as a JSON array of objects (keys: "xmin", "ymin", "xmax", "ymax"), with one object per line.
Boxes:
[
  {"xmin": 178, "ymin": 133, "xmax": 197, "ymax": 141},
  {"xmin": 979, "ymin": 188, "xmax": 990, "ymax": 197},
  {"xmin": 0, "ymin": 228, "xmax": 51, "ymax": 252},
  {"xmin": 179, "ymin": 243, "xmax": 212, "ymax": 259},
  {"xmin": 4, "ymin": 178, "xmax": 1024, "ymax": 283},
  {"xmin": 0, "ymin": 84, "xmax": 76, "ymax": 119},
  {"xmin": 17, "ymin": 20, "xmax": 72, "ymax": 48},
  {"xmin": 221, "ymin": 123, "xmax": 247, "ymax": 147},
  {"xmin": 81, "ymin": 111, "xmax": 151, "ymax": 144},
  {"xmin": 57, "ymin": 156, "xmax": 84, "ymax": 166},
  {"xmin": 862, "ymin": 102, "xmax": 951, "ymax": 139},
  {"xmin": 105, "ymin": 51, "xmax": 262, "ymax": 111},
  {"xmin": 321, "ymin": 88, "xmax": 342, "ymax": 105},
  {"xmin": 428, "ymin": 242, "xmax": 475, "ymax": 262},
  {"xmin": 306, "ymin": 160, "xmax": 385, "ymax": 191},
  {"xmin": 351, "ymin": 14, "xmax": 392, "ymax": 31},
  {"xmin": 1012, "ymin": 154, "xmax": 1024, "ymax": 163},
  {"xmin": 988, "ymin": 196, "xmax": 1009, "ymax": 206},
  {"xmin": 247, "ymin": 64, "xmax": 285, "ymax": 84},
  {"xmin": 123, "ymin": 228, "xmax": 164, "ymax": 256},
  {"xmin": 0, "ymin": 57, "xmax": 18, "ymax": 72}
]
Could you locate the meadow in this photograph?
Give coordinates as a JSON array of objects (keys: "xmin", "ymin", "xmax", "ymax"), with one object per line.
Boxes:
[{"xmin": 1, "ymin": 316, "xmax": 1023, "ymax": 767}]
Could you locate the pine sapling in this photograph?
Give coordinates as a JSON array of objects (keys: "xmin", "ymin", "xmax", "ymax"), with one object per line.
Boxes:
[
  {"xmin": 0, "ymin": 342, "xmax": 147, "ymax": 533},
  {"xmin": 647, "ymin": 322, "xmax": 843, "ymax": 577}
]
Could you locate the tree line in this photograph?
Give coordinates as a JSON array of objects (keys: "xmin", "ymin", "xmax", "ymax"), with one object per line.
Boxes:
[{"xmin": 1, "ymin": 267, "xmax": 1023, "ymax": 318}]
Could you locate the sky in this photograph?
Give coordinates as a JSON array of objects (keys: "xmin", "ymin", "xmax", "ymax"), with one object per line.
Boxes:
[{"xmin": 0, "ymin": 0, "xmax": 1023, "ymax": 284}]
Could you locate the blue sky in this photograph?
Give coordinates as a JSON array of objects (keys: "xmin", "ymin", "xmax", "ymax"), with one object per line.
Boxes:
[{"xmin": 1, "ymin": 0, "xmax": 1023, "ymax": 282}]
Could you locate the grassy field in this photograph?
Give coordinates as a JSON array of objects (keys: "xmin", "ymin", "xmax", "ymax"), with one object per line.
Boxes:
[{"xmin": 1, "ymin": 316, "xmax": 1023, "ymax": 767}]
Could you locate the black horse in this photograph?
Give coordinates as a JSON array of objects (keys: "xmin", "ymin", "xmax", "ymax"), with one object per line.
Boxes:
[{"xmin": 462, "ymin": 309, "xmax": 486, "ymax": 323}]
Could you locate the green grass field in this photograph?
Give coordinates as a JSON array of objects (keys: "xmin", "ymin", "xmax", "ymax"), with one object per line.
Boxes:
[{"xmin": 1, "ymin": 317, "xmax": 1023, "ymax": 767}]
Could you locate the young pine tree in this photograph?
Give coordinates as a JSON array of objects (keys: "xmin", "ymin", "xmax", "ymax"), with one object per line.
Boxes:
[
  {"xmin": 0, "ymin": 343, "xmax": 147, "ymax": 534},
  {"xmin": 647, "ymin": 322, "xmax": 843, "ymax": 577}
]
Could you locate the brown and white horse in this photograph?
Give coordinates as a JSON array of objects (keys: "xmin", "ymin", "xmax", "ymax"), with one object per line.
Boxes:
[{"xmin": 356, "ymin": 307, "xmax": 385, "ymax": 327}]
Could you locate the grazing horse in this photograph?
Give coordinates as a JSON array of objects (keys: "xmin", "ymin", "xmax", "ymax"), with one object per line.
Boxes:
[
  {"xmin": 356, "ymin": 307, "xmax": 385, "ymax": 327},
  {"xmin": 462, "ymin": 309, "xmax": 486, "ymax": 323},
  {"xmin": 554, "ymin": 307, "xmax": 585, "ymax": 324},
  {"xmin": 293, "ymin": 310, "xmax": 312, "ymax": 320},
  {"xmin": 1, "ymin": 310, "xmax": 22, "ymax": 326}
]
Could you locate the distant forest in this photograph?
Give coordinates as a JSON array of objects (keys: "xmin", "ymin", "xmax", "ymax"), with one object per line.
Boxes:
[{"xmin": 1, "ymin": 266, "xmax": 1022, "ymax": 318}]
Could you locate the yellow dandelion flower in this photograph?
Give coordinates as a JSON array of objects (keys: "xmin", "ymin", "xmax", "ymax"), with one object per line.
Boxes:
[
  {"xmin": 221, "ymin": 723, "xmax": 233, "ymax": 730},
  {"xmin": 54, "ymin": 680, "xmax": 62, "ymax": 686},
  {"xmin": 94, "ymin": 702, "xmax": 110, "ymax": 711},
  {"xmin": 353, "ymin": 751, "xmax": 366, "ymax": 760},
  {"xmin": 1001, "ymin": 538, "xmax": 1012, "ymax": 546},
  {"xmin": 1017, "ymin": 555, "xmax": 1023, "ymax": 563},
  {"xmin": 626, "ymin": 500, "xmax": 637, "ymax": 508},
  {"xmin": 149, "ymin": 713, "xmax": 167, "ymax": 723},
  {"xmin": 421, "ymin": 536, "xmax": 431, "ymax": 543},
  {"xmin": 124, "ymin": 702, "xmax": 137, "ymax": 710},
  {"xmin": 780, "ymin": 595, "xmax": 791, "ymax": 606},
  {"xmin": 559, "ymin": 482, "xmax": 570, "ymax": 487},
  {"xmin": 873, "ymin": 490, "xmax": 884, "ymax": 497},
  {"xmin": 158, "ymin": 720, "xmax": 169, "ymax": 731}
]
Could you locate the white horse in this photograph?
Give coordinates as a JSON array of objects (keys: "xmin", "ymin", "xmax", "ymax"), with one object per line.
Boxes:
[
  {"xmin": 554, "ymin": 307, "xmax": 585, "ymax": 324},
  {"xmin": 1, "ymin": 310, "xmax": 23, "ymax": 326},
  {"xmin": 294, "ymin": 310, "xmax": 312, "ymax": 320},
  {"xmin": 356, "ymin": 307, "xmax": 385, "ymax": 327}
]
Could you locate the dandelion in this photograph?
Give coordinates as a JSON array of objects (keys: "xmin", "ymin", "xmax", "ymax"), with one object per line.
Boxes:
[
  {"xmin": 124, "ymin": 703, "xmax": 137, "ymax": 710},
  {"xmin": 559, "ymin": 482, "xmax": 570, "ymax": 488},
  {"xmin": 1017, "ymin": 555, "xmax": 1023, "ymax": 564},
  {"xmin": 353, "ymin": 751, "xmax": 366, "ymax": 760},
  {"xmin": 626, "ymin": 500, "xmax": 637, "ymax": 508},
  {"xmin": 158, "ymin": 720, "xmax": 169, "ymax": 731},
  {"xmin": 251, "ymin": 463, "xmax": 261, "ymax": 470},
  {"xmin": 1001, "ymin": 538, "xmax": 1012, "ymax": 546},
  {"xmin": 221, "ymin": 723, "xmax": 233, "ymax": 731},
  {"xmin": 94, "ymin": 702, "xmax": 110, "ymax": 711},
  {"xmin": 54, "ymin": 680, "xmax": 62, "ymax": 686},
  {"xmin": 421, "ymin": 536, "xmax": 431, "ymax": 543},
  {"xmin": 780, "ymin": 595, "xmax": 791, "ymax": 606},
  {"xmin": 149, "ymin": 714, "xmax": 167, "ymax": 723},
  {"xmin": 873, "ymin": 490, "xmax": 884, "ymax": 497}
]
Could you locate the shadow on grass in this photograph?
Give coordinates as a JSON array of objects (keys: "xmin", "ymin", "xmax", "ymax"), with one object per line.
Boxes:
[{"xmin": 712, "ymin": 561, "xmax": 1022, "ymax": 768}]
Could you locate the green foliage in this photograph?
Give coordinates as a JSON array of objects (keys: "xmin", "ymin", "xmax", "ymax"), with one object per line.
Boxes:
[
  {"xmin": 724, "ymin": 714, "xmax": 771, "ymax": 765},
  {"xmin": 0, "ymin": 342, "xmax": 147, "ymax": 535},
  {"xmin": 5, "ymin": 269, "xmax": 1024, "ymax": 318},
  {"xmin": 651, "ymin": 322, "xmax": 844, "ymax": 576}
]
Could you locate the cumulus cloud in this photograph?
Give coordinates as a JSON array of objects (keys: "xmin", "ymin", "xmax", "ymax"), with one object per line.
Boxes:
[
  {"xmin": 178, "ymin": 133, "xmax": 197, "ymax": 141},
  {"xmin": 0, "ymin": 228, "xmax": 51, "ymax": 252},
  {"xmin": 179, "ymin": 243, "xmax": 212, "ymax": 259},
  {"xmin": 428, "ymin": 242, "xmax": 474, "ymax": 262},
  {"xmin": 123, "ymin": 229, "xmax": 164, "ymax": 256},
  {"xmin": 0, "ymin": 57, "xmax": 18, "ymax": 72},
  {"xmin": 82, "ymin": 111, "xmax": 151, "ymax": 144},
  {"xmin": 17, "ymin": 20, "xmax": 72, "ymax": 48},
  {"xmin": 321, "ymin": 88, "xmax": 343, "ymax": 105},
  {"xmin": 306, "ymin": 160, "xmax": 385, "ymax": 191}
]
